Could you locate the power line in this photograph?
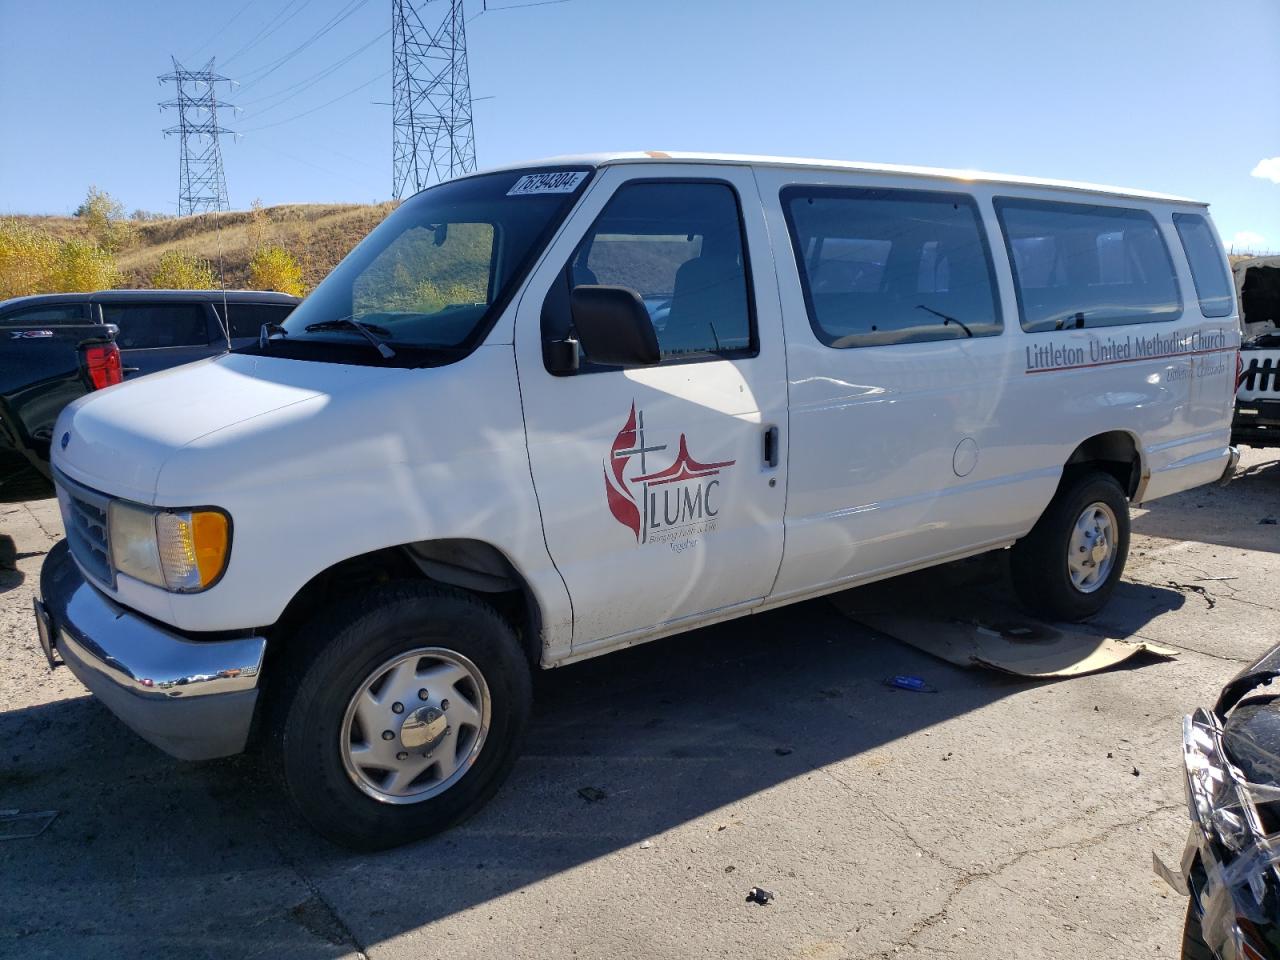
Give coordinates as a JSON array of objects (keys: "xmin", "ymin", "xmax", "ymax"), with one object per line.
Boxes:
[
  {"xmin": 235, "ymin": 0, "xmax": 372, "ymax": 90},
  {"xmin": 239, "ymin": 136, "xmax": 352, "ymax": 181},
  {"xmin": 222, "ymin": 0, "xmax": 313, "ymax": 67},
  {"xmin": 485, "ymin": 0, "xmax": 571, "ymax": 10},
  {"xmin": 467, "ymin": 0, "xmax": 571, "ymax": 26},
  {"xmin": 238, "ymin": 68, "xmax": 391, "ymax": 132},
  {"xmin": 236, "ymin": 0, "xmax": 323, "ymax": 72},
  {"xmin": 237, "ymin": 27, "xmax": 389, "ymax": 110},
  {"xmin": 188, "ymin": 0, "xmax": 258, "ymax": 62}
]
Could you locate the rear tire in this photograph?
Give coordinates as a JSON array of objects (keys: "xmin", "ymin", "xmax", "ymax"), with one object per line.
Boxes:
[
  {"xmin": 271, "ymin": 581, "xmax": 532, "ymax": 850},
  {"xmin": 1181, "ymin": 901, "xmax": 1215, "ymax": 960},
  {"xmin": 1010, "ymin": 469, "xmax": 1130, "ymax": 622}
]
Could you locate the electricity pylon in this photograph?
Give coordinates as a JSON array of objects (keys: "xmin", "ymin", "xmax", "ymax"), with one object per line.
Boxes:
[
  {"xmin": 391, "ymin": 0, "xmax": 477, "ymax": 199},
  {"xmin": 159, "ymin": 57, "xmax": 236, "ymax": 216}
]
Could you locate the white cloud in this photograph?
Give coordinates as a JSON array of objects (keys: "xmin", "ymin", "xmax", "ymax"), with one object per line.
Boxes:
[
  {"xmin": 1251, "ymin": 157, "xmax": 1280, "ymax": 184},
  {"xmin": 1230, "ymin": 230, "xmax": 1267, "ymax": 251}
]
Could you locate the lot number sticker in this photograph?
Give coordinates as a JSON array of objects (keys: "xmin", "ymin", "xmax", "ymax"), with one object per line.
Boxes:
[{"xmin": 507, "ymin": 171, "xmax": 588, "ymax": 196}]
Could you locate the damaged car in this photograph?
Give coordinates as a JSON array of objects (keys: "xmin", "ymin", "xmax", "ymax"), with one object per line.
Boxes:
[{"xmin": 1158, "ymin": 645, "xmax": 1280, "ymax": 959}]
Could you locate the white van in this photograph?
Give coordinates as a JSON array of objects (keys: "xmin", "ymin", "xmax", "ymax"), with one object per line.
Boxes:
[{"xmin": 35, "ymin": 153, "xmax": 1240, "ymax": 848}]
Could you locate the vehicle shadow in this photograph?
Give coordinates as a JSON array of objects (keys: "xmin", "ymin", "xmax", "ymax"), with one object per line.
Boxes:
[
  {"xmin": 1, "ymin": 601, "xmax": 1017, "ymax": 953},
  {"xmin": 1132, "ymin": 452, "xmax": 1280, "ymax": 554},
  {"xmin": 0, "ymin": 534, "xmax": 26, "ymax": 594},
  {"xmin": 0, "ymin": 572, "xmax": 1176, "ymax": 957}
]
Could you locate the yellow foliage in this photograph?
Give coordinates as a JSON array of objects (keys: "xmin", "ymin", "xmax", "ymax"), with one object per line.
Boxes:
[
  {"xmin": 0, "ymin": 221, "xmax": 119, "ymax": 297},
  {"xmin": 47, "ymin": 239, "xmax": 120, "ymax": 293},
  {"xmin": 248, "ymin": 244, "xmax": 306, "ymax": 297},
  {"xmin": 151, "ymin": 249, "xmax": 216, "ymax": 290},
  {"xmin": 78, "ymin": 186, "xmax": 132, "ymax": 254},
  {"xmin": 0, "ymin": 219, "xmax": 59, "ymax": 299},
  {"xmin": 409, "ymin": 278, "xmax": 486, "ymax": 313}
]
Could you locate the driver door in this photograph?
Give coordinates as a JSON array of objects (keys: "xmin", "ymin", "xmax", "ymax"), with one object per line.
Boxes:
[{"xmin": 514, "ymin": 165, "xmax": 789, "ymax": 654}]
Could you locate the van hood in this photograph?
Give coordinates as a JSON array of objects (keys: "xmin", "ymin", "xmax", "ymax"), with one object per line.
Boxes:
[{"xmin": 53, "ymin": 353, "xmax": 394, "ymax": 502}]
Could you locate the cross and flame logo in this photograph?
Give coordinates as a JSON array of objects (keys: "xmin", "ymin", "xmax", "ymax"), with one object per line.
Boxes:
[{"xmin": 604, "ymin": 402, "xmax": 735, "ymax": 543}]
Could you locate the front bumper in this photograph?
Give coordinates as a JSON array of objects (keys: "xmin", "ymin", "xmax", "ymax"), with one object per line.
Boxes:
[
  {"xmin": 1219, "ymin": 445, "xmax": 1241, "ymax": 486},
  {"xmin": 38, "ymin": 539, "xmax": 266, "ymax": 761}
]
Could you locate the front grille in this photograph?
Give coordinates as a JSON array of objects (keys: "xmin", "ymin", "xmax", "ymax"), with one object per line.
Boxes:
[{"xmin": 55, "ymin": 476, "xmax": 114, "ymax": 589}]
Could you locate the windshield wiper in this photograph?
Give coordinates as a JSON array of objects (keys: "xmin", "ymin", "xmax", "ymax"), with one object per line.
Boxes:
[
  {"xmin": 303, "ymin": 316, "xmax": 396, "ymax": 358},
  {"xmin": 917, "ymin": 304, "xmax": 972, "ymax": 337},
  {"xmin": 259, "ymin": 321, "xmax": 289, "ymax": 350}
]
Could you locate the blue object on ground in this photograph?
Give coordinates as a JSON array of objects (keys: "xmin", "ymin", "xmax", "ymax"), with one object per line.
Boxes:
[{"xmin": 885, "ymin": 675, "xmax": 935, "ymax": 692}]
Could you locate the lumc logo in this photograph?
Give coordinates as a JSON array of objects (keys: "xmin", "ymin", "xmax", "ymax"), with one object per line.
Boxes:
[{"xmin": 604, "ymin": 403, "xmax": 735, "ymax": 545}]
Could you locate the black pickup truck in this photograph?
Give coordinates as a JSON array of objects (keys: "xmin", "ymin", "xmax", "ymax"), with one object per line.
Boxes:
[{"xmin": 0, "ymin": 289, "xmax": 299, "ymax": 502}]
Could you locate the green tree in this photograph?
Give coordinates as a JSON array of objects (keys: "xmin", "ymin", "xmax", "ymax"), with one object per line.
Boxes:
[
  {"xmin": 151, "ymin": 249, "xmax": 216, "ymax": 289},
  {"xmin": 249, "ymin": 244, "xmax": 306, "ymax": 297}
]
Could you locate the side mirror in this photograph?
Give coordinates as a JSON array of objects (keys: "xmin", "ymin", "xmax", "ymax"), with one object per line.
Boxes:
[{"xmin": 570, "ymin": 285, "xmax": 661, "ymax": 367}]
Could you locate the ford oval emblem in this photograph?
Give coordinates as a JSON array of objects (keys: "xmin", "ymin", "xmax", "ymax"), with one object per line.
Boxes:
[{"xmin": 60, "ymin": 432, "xmax": 70, "ymax": 450}]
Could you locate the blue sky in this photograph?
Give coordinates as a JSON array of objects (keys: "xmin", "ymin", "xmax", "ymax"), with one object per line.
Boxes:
[{"xmin": 1, "ymin": 0, "xmax": 1277, "ymax": 251}]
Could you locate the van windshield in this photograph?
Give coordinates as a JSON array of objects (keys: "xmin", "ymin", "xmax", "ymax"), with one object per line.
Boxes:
[{"xmin": 277, "ymin": 168, "xmax": 592, "ymax": 358}]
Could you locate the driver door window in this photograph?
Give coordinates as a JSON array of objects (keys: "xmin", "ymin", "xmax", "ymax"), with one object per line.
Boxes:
[{"xmin": 560, "ymin": 181, "xmax": 755, "ymax": 362}]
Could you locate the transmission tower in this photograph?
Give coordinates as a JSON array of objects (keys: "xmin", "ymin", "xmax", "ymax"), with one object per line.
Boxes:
[
  {"xmin": 159, "ymin": 57, "xmax": 236, "ymax": 216},
  {"xmin": 391, "ymin": 0, "xmax": 477, "ymax": 199}
]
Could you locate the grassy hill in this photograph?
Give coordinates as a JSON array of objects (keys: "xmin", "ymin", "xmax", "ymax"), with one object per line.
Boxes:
[{"xmin": 9, "ymin": 201, "xmax": 397, "ymax": 292}]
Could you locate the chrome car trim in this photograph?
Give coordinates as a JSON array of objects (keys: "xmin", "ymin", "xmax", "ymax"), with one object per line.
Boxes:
[
  {"xmin": 1218, "ymin": 445, "xmax": 1241, "ymax": 486},
  {"xmin": 42, "ymin": 540, "xmax": 264, "ymax": 699}
]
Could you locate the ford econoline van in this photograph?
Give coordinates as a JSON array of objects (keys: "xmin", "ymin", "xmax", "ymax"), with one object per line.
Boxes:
[{"xmin": 35, "ymin": 153, "xmax": 1240, "ymax": 848}]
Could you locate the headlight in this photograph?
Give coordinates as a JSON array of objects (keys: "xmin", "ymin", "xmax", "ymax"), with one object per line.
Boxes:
[{"xmin": 109, "ymin": 501, "xmax": 231, "ymax": 592}]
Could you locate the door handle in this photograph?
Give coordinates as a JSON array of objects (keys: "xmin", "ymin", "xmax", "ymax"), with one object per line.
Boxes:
[{"xmin": 763, "ymin": 425, "xmax": 780, "ymax": 468}]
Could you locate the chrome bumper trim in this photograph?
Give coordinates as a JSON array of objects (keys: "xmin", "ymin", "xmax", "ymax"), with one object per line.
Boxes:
[
  {"xmin": 39, "ymin": 540, "xmax": 266, "ymax": 760},
  {"xmin": 1219, "ymin": 445, "xmax": 1241, "ymax": 486}
]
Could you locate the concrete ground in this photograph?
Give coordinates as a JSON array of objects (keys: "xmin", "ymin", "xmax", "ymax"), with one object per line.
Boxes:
[{"xmin": 1, "ymin": 448, "xmax": 1278, "ymax": 960}]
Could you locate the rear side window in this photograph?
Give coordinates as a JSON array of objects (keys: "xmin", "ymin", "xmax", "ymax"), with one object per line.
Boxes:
[
  {"xmin": 567, "ymin": 180, "xmax": 753, "ymax": 360},
  {"xmin": 781, "ymin": 187, "xmax": 1002, "ymax": 348},
  {"xmin": 101, "ymin": 303, "xmax": 209, "ymax": 349},
  {"xmin": 994, "ymin": 198, "xmax": 1181, "ymax": 332},
  {"xmin": 1173, "ymin": 213, "xmax": 1234, "ymax": 318},
  {"xmin": 0, "ymin": 304, "xmax": 85, "ymax": 325},
  {"xmin": 213, "ymin": 302, "xmax": 297, "ymax": 339}
]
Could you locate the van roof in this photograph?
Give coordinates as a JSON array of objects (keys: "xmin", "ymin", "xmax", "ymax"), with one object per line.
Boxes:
[{"xmin": 486, "ymin": 151, "xmax": 1204, "ymax": 206}]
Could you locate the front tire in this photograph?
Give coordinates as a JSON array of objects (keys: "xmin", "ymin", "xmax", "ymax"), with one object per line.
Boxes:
[
  {"xmin": 1010, "ymin": 469, "xmax": 1130, "ymax": 622},
  {"xmin": 272, "ymin": 582, "xmax": 532, "ymax": 850}
]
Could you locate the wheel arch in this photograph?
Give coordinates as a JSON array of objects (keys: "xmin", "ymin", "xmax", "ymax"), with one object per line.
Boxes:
[
  {"xmin": 1063, "ymin": 429, "xmax": 1146, "ymax": 501},
  {"xmin": 266, "ymin": 537, "xmax": 544, "ymax": 668}
]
